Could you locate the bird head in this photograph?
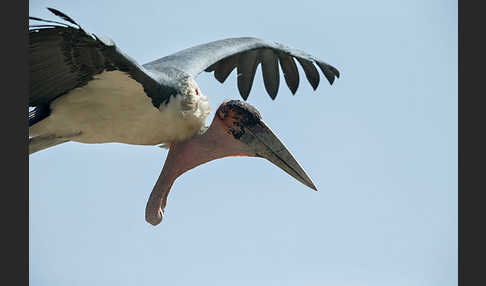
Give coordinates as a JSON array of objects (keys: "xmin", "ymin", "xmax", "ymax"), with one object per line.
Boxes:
[
  {"xmin": 214, "ymin": 100, "xmax": 317, "ymax": 190},
  {"xmin": 146, "ymin": 100, "xmax": 317, "ymax": 226}
]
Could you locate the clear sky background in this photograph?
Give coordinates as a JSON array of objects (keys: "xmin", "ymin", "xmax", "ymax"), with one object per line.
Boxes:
[{"xmin": 29, "ymin": 0, "xmax": 457, "ymax": 285}]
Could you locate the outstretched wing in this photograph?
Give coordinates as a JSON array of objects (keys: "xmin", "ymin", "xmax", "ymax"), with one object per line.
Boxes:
[
  {"xmin": 29, "ymin": 8, "xmax": 174, "ymax": 126},
  {"xmin": 143, "ymin": 37, "xmax": 340, "ymax": 100}
]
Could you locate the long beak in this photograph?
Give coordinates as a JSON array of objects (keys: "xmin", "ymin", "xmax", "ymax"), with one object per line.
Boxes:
[{"xmin": 240, "ymin": 120, "xmax": 318, "ymax": 191}]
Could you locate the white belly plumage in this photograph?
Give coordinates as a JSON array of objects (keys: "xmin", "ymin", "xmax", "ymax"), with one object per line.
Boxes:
[{"xmin": 29, "ymin": 71, "xmax": 211, "ymax": 146}]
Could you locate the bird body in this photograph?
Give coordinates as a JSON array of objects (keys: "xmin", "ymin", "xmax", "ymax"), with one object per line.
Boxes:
[
  {"xmin": 29, "ymin": 8, "xmax": 340, "ymax": 225},
  {"xmin": 30, "ymin": 70, "xmax": 210, "ymax": 146}
]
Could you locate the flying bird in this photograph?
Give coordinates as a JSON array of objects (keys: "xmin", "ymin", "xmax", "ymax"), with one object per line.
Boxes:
[{"xmin": 29, "ymin": 8, "xmax": 340, "ymax": 226}]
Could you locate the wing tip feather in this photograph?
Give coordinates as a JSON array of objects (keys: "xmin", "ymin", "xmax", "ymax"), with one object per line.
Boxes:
[{"xmin": 46, "ymin": 7, "xmax": 84, "ymax": 31}]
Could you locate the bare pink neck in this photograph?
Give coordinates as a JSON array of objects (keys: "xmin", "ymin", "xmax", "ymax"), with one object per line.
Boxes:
[{"xmin": 145, "ymin": 118, "xmax": 253, "ymax": 225}]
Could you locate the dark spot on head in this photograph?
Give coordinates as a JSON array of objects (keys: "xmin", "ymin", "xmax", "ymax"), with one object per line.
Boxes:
[
  {"xmin": 216, "ymin": 100, "xmax": 262, "ymax": 139},
  {"xmin": 216, "ymin": 100, "xmax": 261, "ymax": 124}
]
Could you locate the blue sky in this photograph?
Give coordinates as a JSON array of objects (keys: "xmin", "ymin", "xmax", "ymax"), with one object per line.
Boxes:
[{"xmin": 29, "ymin": 0, "xmax": 457, "ymax": 285}]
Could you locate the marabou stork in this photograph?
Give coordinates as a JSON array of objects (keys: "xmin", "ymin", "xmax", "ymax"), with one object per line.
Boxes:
[{"xmin": 29, "ymin": 8, "xmax": 340, "ymax": 225}]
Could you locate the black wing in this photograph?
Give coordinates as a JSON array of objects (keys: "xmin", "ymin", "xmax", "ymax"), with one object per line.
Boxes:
[
  {"xmin": 29, "ymin": 8, "xmax": 173, "ymax": 126},
  {"xmin": 143, "ymin": 37, "xmax": 340, "ymax": 100}
]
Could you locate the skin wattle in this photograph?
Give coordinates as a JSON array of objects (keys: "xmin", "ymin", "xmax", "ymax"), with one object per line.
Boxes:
[{"xmin": 145, "ymin": 115, "xmax": 255, "ymax": 225}]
